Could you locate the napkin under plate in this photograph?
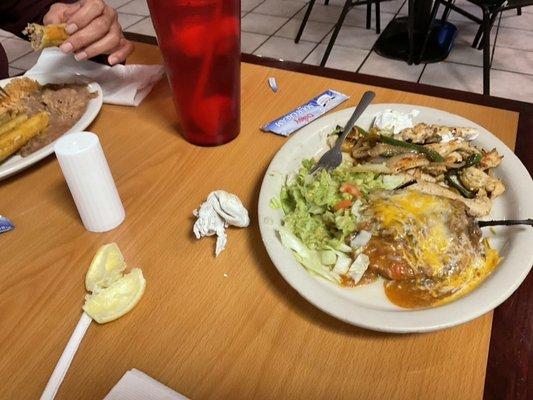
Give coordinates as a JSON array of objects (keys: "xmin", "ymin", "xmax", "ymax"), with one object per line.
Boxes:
[{"xmin": 25, "ymin": 48, "xmax": 164, "ymax": 106}]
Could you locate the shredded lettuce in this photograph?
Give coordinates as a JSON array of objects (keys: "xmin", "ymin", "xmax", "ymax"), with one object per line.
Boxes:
[
  {"xmin": 350, "ymin": 230, "xmax": 372, "ymax": 249},
  {"xmin": 334, "ymin": 211, "xmax": 356, "ymax": 236},
  {"xmin": 333, "ymin": 253, "xmax": 352, "ymax": 275},
  {"xmin": 278, "ymin": 227, "xmax": 340, "ymax": 283},
  {"xmin": 382, "ymin": 174, "xmax": 407, "ymax": 190},
  {"xmin": 348, "ymin": 254, "xmax": 370, "ymax": 284},
  {"xmin": 274, "ymin": 157, "xmax": 403, "ymax": 283},
  {"xmin": 320, "ymin": 250, "xmax": 337, "ymax": 266},
  {"xmin": 278, "ymin": 159, "xmax": 390, "ymax": 252},
  {"xmin": 350, "ymin": 199, "xmax": 363, "ymax": 220},
  {"xmin": 269, "ymin": 197, "xmax": 282, "ymax": 209},
  {"xmin": 335, "ymin": 243, "xmax": 353, "ymax": 253}
]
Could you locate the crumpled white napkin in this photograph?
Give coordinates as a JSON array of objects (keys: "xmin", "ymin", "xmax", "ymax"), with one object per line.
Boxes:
[
  {"xmin": 104, "ymin": 369, "xmax": 189, "ymax": 400},
  {"xmin": 25, "ymin": 48, "xmax": 165, "ymax": 106},
  {"xmin": 193, "ymin": 190, "xmax": 250, "ymax": 256}
]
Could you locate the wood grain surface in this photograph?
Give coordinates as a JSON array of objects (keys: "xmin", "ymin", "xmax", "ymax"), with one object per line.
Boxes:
[{"xmin": 0, "ymin": 43, "xmax": 519, "ymax": 400}]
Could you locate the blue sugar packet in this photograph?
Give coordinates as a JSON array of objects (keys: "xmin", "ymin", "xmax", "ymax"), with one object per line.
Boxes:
[
  {"xmin": 0, "ymin": 215, "xmax": 14, "ymax": 234},
  {"xmin": 262, "ymin": 89, "xmax": 349, "ymax": 136}
]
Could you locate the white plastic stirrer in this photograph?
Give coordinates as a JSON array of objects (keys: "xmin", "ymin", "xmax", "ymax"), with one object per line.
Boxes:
[{"xmin": 40, "ymin": 312, "xmax": 93, "ymax": 400}]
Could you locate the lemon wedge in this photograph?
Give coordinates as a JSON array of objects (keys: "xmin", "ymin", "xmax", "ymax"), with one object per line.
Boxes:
[
  {"xmin": 85, "ymin": 243, "xmax": 126, "ymax": 293},
  {"xmin": 83, "ymin": 243, "xmax": 146, "ymax": 324},
  {"xmin": 83, "ymin": 268, "xmax": 146, "ymax": 324}
]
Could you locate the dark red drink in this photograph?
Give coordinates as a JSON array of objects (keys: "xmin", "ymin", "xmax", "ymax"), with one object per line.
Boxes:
[{"xmin": 147, "ymin": 0, "xmax": 240, "ymax": 146}]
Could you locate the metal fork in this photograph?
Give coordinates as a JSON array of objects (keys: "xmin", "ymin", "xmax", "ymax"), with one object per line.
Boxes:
[
  {"xmin": 0, "ymin": 86, "xmax": 10, "ymax": 100},
  {"xmin": 310, "ymin": 90, "xmax": 375, "ymax": 174},
  {"xmin": 478, "ymin": 219, "xmax": 533, "ymax": 227}
]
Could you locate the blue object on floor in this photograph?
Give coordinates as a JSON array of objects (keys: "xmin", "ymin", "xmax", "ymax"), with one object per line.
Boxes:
[{"xmin": 437, "ymin": 21, "xmax": 458, "ymax": 54}]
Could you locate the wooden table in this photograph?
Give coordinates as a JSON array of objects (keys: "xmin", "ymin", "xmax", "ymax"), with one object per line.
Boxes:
[{"xmin": 1, "ymin": 38, "xmax": 530, "ymax": 400}]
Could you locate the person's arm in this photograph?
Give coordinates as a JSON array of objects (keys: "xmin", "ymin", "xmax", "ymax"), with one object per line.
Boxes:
[
  {"xmin": 0, "ymin": 0, "xmax": 76, "ymax": 39},
  {"xmin": 0, "ymin": 0, "xmax": 133, "ymax": 65}
]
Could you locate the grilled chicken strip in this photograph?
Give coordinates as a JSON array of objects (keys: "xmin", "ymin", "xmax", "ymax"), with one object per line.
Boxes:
[{"xmin": 409, "ymin": 181, "xmax": 492, "ymax": 216}]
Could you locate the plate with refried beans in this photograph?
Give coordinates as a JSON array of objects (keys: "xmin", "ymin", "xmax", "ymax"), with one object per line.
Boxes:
[{"xmin": 0, "ymin": 75, "xmax": 103, "ymax": 180}]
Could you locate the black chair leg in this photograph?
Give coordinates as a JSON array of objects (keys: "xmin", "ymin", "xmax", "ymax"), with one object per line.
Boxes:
[
  {"xmin": 375, "ymin": 0, "xmax": 381, "ymax": 33},
  {"xmin": 407, "ymin": 0, "xmax": 415, "ymax": 64},
  {"xmin": 366, "ymin": 2, "xmax": 372, "ymax": 29},
  {"xmin": 477, "ymin": 11, "xmax": 498, "ymax": 50},
  {"xmin": 517, "ymin": 7, "xmax": 522, "ymax": 15},
  {"xmin": 295, "ymin": 0, "xmax": 316, "ymax": 43},
  {"xmin": 417, "ymin": 0, "xmax": 440, "ymax": 64},
  {"xmin": 472, "ymin": 24, "xmax": 483, "ymax": 48},
  {"xmin": 482, "ymin": 8, "xmax": 491, "ymax": 95},
  {"xmin": 440, "ymin": 0, "xmax": 453, "ymax": 23},
  {"xmin": 320, "ymin": 0, "xmax": 352, "ymax": 66}
]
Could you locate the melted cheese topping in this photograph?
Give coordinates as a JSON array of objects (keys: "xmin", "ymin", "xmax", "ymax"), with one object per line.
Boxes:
[
  {"xmin": 433, "ymin": 239, "xmax": 501, "ymax": 307},
  {"xmin": 367, "ymin": 191, "xmax": 501, "ymax": 308},
  {"xmin": 369, "ymin": 191, "xmax": 458, "ymax": 277}
]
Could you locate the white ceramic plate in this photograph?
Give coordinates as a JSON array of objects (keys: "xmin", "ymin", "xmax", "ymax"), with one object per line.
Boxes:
[
  {"xmin": 0, "ymin": 74, "xmax": 103, "ymax": 180},
  {"xmin": 258, "ymin": 104, "xmax": 533, "ymax": 333}
]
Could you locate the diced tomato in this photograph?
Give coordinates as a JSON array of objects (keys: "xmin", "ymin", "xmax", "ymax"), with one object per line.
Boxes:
[
  {"xmin": 340, "ymin": 183, "xmax": 361, "ymax": 198},
  {"xmin": 388, "ymin": 262, "xmax": 411, "ymax": 280},
  {"xmin": 334, "ymin": 199, "xmax": 352, "ymax": 211}
]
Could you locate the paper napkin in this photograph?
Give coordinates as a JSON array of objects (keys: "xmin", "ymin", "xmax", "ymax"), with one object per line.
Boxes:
[
  {"xmin": 25, "ymin": 48, "xmax": 164, "ymax": 106},
  {"xmin": 104, "ymin": 369, "xmax": 189, "ymax": 400}
]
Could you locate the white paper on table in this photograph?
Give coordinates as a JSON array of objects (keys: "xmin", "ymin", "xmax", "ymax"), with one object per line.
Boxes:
[
  {"xmin": 104, "ymin": 369, "xmax": 189, "ymax": 400},
  {"xmin": 25, "ymin": 48, "xmax": 165, "ymax": 106}
]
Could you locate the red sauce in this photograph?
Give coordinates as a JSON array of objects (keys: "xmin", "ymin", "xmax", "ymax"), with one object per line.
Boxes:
[
  {"xmin": 365, "ymin": 237, "xmax": 414, "ymax": 280},
  {"xmin": 384, "ymin": 280, "xmax": 449, "ymax": 309},
  {"xmin": 340, "ymin": 270, "xmax": 379, "ymax": 288},
  {"xmin": 340, "ymin": 275, "xmax": 355, "ymax": 287}
]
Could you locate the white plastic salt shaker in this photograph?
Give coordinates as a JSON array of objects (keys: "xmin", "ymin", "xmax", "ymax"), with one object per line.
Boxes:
[{"xmin": 54, "ymin": 131, "xmax": 125, "ymax": 232}]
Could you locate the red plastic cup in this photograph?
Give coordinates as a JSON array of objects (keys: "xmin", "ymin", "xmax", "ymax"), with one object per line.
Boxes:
[{"xmin": 147, "ymin": 0, "xmax": 241, "ymax": 146}]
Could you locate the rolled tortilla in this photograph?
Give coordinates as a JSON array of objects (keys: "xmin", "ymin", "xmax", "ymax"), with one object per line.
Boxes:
[
  {"xmin": 0, "ymin": 111, "xmax": 49, "ymax": 162},
  {"xmin": 23, "ymin": 23, "xmax": 69, "ymax": 50},
  {"xmin": 0, "ymin": 78, "xmax": 42, "ymax": 115},
  {"xmin": 0, "ymin": 114, "xmax": 29, "ymax": 136}
]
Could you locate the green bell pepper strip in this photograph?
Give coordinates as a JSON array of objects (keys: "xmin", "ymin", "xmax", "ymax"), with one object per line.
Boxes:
[
  {"xmin": 463, "ymin": 153, "xmax": 482, "ymax": 168},
  {"xmin": 349, "ymin": 126, "xmax": 482, "ymax": 198},
  {"xmin": 445, "ymin": 172, "xmax": 477, "ymax": 198},
  {"xmin": 443, "ymin": 153, "xmax": 482, "ymax": 198},
  {"xmin": 354, "ymin": 126, "xmax": 444, "ymax": 162}
]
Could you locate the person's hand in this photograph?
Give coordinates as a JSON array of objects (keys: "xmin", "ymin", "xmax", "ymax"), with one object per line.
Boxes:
[{"xmin": 43, "ymin": 0, "xmax": 134, "ymax": 65}]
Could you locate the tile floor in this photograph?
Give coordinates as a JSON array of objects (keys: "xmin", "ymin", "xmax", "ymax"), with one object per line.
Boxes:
[{"xmin": 1, "ymin": 0, "xmax": 532, "ymax": 103}]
